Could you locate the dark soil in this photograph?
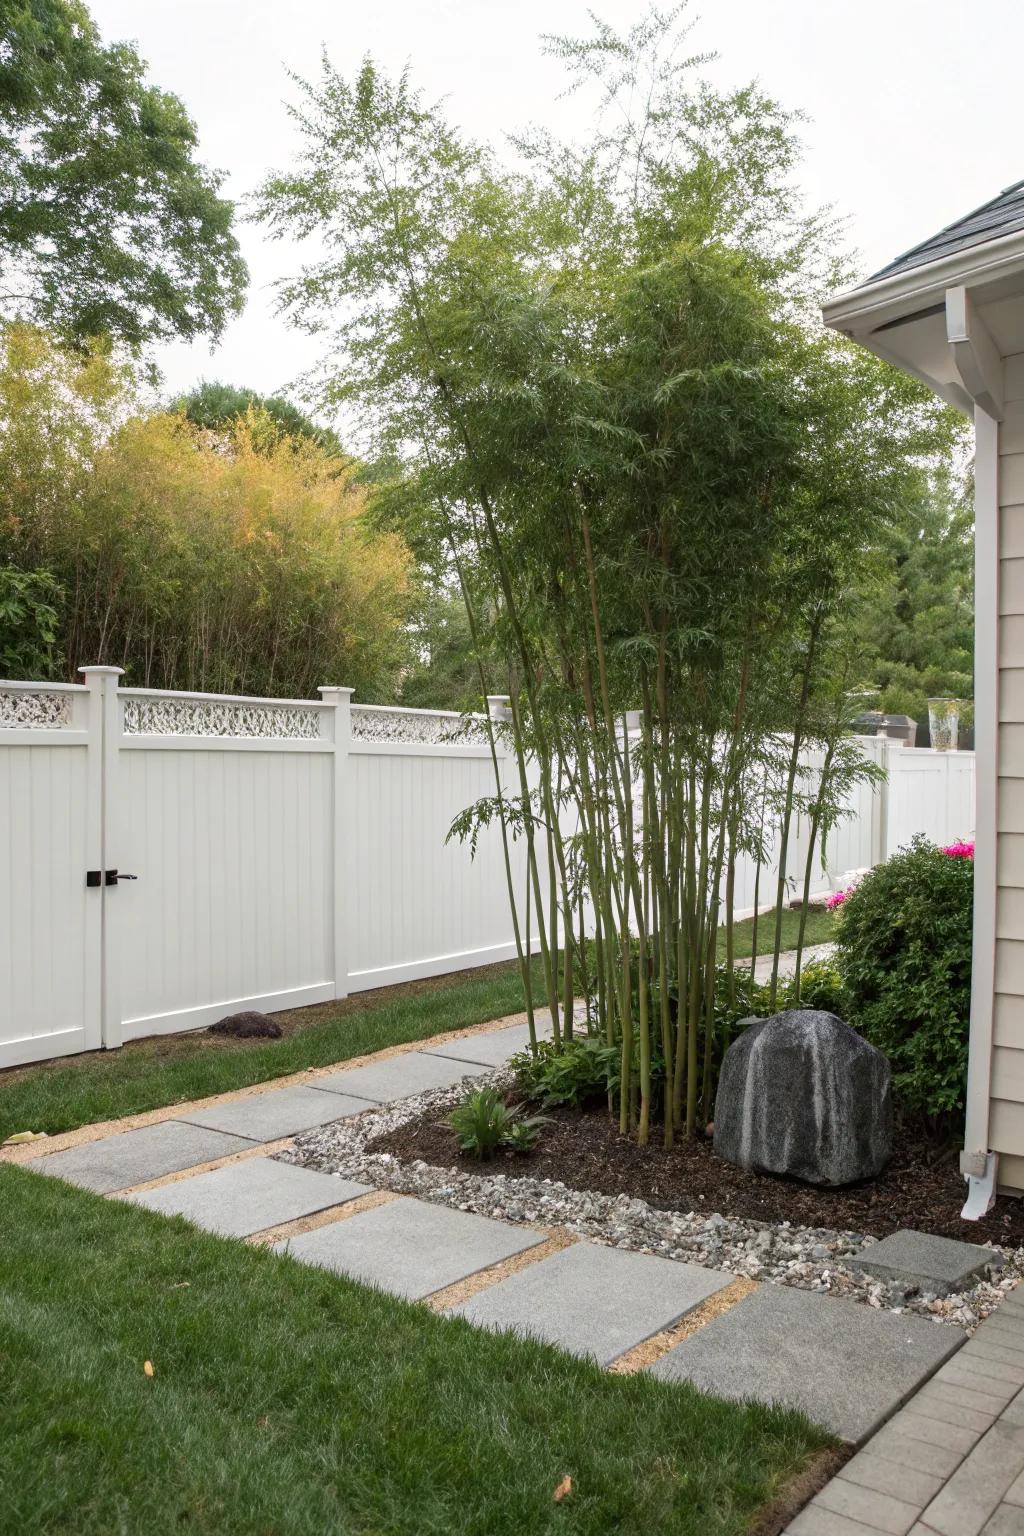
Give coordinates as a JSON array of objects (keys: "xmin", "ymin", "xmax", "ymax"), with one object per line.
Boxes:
[{"xmin": 371, "ymin": 1100, "xmax": 1024, "ymax": 1247}]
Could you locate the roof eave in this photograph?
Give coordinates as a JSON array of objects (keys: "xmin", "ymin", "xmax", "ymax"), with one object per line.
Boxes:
[{"xmin": 823, "ymin": 225, "xmax": 1024, "ymax": 335}]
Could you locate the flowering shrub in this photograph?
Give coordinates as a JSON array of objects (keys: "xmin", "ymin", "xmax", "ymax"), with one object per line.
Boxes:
[
  {"xmin": 825, "ymin": 889, "xmax": 848, "ymax": 911},
  {"xmin": 833, "ymin": 836, "xmax": 973, "ymax": 1125}
]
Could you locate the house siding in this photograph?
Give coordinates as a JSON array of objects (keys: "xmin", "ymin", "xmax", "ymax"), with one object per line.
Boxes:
[{"xmin": 991, "ymin": 354, "xmax": 1024, "ymax": 1185}]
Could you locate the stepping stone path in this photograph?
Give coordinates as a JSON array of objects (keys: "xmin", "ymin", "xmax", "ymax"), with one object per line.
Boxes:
[
  {"xmin": 277, "ymin": 1196, "xmax": 544, "ymax": 1300},
  {"xmin": 20, "ymin": 1007, "xmax": 1024, "ymax": 1530},
  {"xmin": 181, "ymin": 1084, "xmax": 371, "ymax": 1141},
  {"xmin": 650, "ymin": 1282, "xmax": 961, "ymax": 1444},
  {"xmin": 125, "ymin": 1158, "xmax": 371, "ymax": 1238},
  {"xmin": 314, "ymin": 1050, "xmax": 491, "ymax": 1102},
  {"xmin": 451, "ymin": 1240, "xmax": 731, "ymax": 1364},
  {"xmin": 33, "ymin": 1120, "xmax": 253, "ymax": 1193},
  {"xmin": 426, "ymin": 1020, "xmax": 555, "ymax": 1069},
  {"xmin": 854, "ymin": 1226, "xmax": 1000, "ymax": 1296}
]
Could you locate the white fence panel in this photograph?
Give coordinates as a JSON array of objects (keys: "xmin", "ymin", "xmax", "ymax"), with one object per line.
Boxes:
[
  {"xmin": 0, "ymin": 673, "xmax": 981, "ymax": 1069},
  {"xmin": 347, "ymin": 707, "xmax": 526, "ymax": 990},
  {"xmin": 113, "ymin": 691, "xmax": 336, "ymax": 1040},
  {"xmin": 884, "ymin": 748, "xmax": 976, "ymax": 856}
]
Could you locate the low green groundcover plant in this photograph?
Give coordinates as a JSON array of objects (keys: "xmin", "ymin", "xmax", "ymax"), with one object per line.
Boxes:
[
  {"xmin": 512, "ymin": 1036, "xmax": 618, "ymax": 1110},
  {"xmin": 832, "ymin": 836, "xmax": 973, "ymax": 1123},
  {"xmin": 448, "ymin": 1086, "xmax": 548, "ymax": 1158},
  {"xmin": 0, "ymin": 1165, "xmax": 828, "ymax": 1535}
]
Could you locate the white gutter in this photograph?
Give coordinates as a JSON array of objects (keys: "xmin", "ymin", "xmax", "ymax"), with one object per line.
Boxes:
[
  {"xmin": 961, "ymin": 405, "xmax": 1000, "ymax": 1218},
  {"xmin": 824, "ymin": 225, "xmax": 1024, "ymax": 332}
]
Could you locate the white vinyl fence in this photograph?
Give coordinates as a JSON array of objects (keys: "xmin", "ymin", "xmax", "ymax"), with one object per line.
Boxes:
[{"xmin": 0, "ymin": 671, "xmax": 976, "ymax": 1069}]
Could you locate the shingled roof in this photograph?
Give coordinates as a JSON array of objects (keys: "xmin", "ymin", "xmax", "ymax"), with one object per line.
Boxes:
[{"xmin": 868, "ymin": 179, "xmax": 1024, "ymax": 284}]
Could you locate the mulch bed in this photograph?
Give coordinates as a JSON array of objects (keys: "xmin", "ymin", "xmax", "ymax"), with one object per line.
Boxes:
[{"xmin": 371, "ymin": 1102, "xmax": 1024, "ymax": 1247}]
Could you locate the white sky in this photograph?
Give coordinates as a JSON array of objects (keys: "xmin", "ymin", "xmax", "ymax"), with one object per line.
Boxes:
[{"xmin": 90, "ymin": 0, "xmax": 1024, "ymax": 421}]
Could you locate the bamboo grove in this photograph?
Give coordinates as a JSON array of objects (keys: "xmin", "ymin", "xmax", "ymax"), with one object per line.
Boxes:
[{"xmin": 258, "ymin": 7, "xmax": 965, "ymax": 1140}]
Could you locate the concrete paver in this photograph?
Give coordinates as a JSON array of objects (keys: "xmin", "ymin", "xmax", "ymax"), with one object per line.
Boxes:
[
  {"xmin": 854, "ymin": 1228, "xmax": 999, "ymax": 1296},
  {"xmin": 811, "ymin": 1475, "xmax": 920, "ymax": 1534},
  {"xmin": 450, "ymin": 1240, "xmax": 731, "ymax": 1364},
  {"xmin": 180, "ymin": 1084, "xmax": 373, "ymax": 1141},
  {"xmin": 787, "ymin": 1298, "xmax": 1024, "ymax": 1536},
  {"xmin": 650, "ymin": 1280, "xmax": 961, "ymax": 1444},
  {"xmin": 277, "ymin": 1194, "xmax": 544, "ymax": 1300},
  {"xmin": 33, "ymin": 1120, "xmax": 253, "ymax": 1193},
  {"xmin": 313, "ymin": 1050, "xmax": 490, "ymax": 1103},
  {"xmin": 426, "ymin": 1021, "xmax": 555, "ymax": 1069},
  {"xmin": 124, "ymin": 1157, "xmax": 371, "ymax": 1237},
  {"xmin": 837, "ymin": 1451, "xmax": 944, "ymax": 1509},
  {"xmin": 918, "ymin": 1421, "xmax": 1024, "ymax": 1536}
]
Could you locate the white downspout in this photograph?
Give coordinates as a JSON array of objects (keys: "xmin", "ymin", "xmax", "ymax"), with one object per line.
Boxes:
[{"xmin": 961, "ymin": 404, "xmax": 1000, "ymax": 1217}]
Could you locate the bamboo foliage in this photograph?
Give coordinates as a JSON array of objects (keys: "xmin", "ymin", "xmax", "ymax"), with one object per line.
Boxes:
[
  {"xmin": 257, "ymin": 8, "xmax": 965, "ymax": 1139},
  {"xmin": 0, "ymin": 325, "xmax": 414, "ymax": 697}
]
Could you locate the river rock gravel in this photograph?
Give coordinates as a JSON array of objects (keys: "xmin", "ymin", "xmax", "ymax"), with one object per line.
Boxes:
[{"xmin": 278, "ymin": 1071, "xmax": 1023, "ymax": 1333}]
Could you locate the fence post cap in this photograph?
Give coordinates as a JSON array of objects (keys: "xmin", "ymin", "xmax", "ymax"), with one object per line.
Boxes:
[
  {"xmin": 317, "ymin": 686, "xmax": 355, "ymax": 699},
  {"xmin": 78, "ymin": 665, "xmax": 125, "ymax": 678}
]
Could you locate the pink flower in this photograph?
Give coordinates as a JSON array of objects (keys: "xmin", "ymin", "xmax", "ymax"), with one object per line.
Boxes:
[
  {"xmin": 825, "ymin": 889, "xmax": 849, "ymax": 910},
  {"xmin": 941, "ymin": 840, "xmax": 974, "ymax": 859}
]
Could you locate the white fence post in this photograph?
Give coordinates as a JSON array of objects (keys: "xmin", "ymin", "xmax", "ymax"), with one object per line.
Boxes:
[
  {"xmin": 319, "ymin": 686, "xmax": 354, "ymax": 1000},
  {"xmin": 79, "ymin": 665, "xmax": 125, "ymax": 1049},
  {"xmin": 866, "ymin": 736, "xmax": 889, "ymax": 866}
]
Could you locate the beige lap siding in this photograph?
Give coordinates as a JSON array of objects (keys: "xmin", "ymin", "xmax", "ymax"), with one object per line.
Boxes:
[{"xmin": 992, "ymin": 353, "xmax": 1024, "ymax": 1185}]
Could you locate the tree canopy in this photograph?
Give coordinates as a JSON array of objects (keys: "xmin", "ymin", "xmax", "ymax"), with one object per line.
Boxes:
[
  {"xmin": 0, "ymin": 325, "xmax": 413, "ymax": 696},
  {"xmin": 854, "ymin": 468, "xmax": 974, "ymax": 729},
  {"xmin": 0, "ymin": 0, "xmax": 247, "ymax": 349},
  {"xmin": 173, "ymin": 380, "xmax": 348, "ymax": 460}
]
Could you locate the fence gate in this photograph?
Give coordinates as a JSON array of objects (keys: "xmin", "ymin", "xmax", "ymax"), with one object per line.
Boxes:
[{"xmin": 0, "ymin": 674, "xmax": 106, "ymax": 1068}]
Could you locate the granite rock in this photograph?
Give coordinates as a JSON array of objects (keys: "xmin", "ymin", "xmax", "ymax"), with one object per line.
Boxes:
[{"xmin": 713, "ymin": 1009, "xmax": 892, "ymax": 1186}]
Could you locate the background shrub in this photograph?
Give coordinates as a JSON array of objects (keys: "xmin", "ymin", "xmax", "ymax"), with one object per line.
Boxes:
[{"xmin": 833, "ymin": 836, "xmax": 973, "ymax": 1124}]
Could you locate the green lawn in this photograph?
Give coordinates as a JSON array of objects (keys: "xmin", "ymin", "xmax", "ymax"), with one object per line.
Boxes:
[
  {"xmin": 721, "ymin": 905, "xmax": 834, "ymax": 963},
  {"xmin": 0, "ymin": 908, "xmax": 833, "ymax": 1144},
  {"xmin": 0, "ymin": 1164, "xmax": 829, "ymax": 1535},
  {"xmin": 0, "ymin": 960, "xmax": 538, "ymax": 1144}
]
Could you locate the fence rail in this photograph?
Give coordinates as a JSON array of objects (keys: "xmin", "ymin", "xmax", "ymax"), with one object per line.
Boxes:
[{"xmin": 0, "ymin": 671, "xmax": 976, "ymax": 1069}]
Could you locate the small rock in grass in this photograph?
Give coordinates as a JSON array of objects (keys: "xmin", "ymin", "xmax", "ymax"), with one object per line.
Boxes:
[{"xmin": 208, "ymin": 1010, "xmax": 283, "ymax": 1040}]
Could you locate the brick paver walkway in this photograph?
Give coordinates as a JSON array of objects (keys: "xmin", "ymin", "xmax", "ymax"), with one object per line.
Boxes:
[{"xmin": 785, "ymin": 1293, "xmax": 1024, "ymax": 1534}]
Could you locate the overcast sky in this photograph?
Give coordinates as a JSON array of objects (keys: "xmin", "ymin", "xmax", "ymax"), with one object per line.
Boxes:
[{"xmin": 91, "ymin": 0, "xmax": 1024, "ymax": 420}]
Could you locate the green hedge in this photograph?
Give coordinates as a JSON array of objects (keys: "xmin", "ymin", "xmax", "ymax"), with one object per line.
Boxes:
[{"xmin": 833, "ymin": 836, "xmax": 973, "ymax": 1123}]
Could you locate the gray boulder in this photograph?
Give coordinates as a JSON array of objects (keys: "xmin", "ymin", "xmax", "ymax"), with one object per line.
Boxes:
[{"xmin": 713, "ymin": 1009, "xmax": 891, "ymax": 1186}]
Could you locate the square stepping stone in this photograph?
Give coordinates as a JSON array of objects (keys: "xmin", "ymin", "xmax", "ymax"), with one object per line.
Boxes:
[
  {"xmin": 427, "ymin": 1021, "xmax": 551, "ymax": 1069},
  {"xmin": 276, "ymin": 1196, "xmax": 543, "ymax": 1299},
  {"xmin": 314, "ymin": 1051, "xmax": 490, "ymax": 1104},
  {"xmin": 124, "ymin": 1157, "xmax": 370, "ymax": 1237},
  {"xmin": 449, "ymin": 1241, "xmax": 732, "ymax": 1364},
  {"xmin": 854, "ymin": 1229, "xmax": 1000, "ymax": 1296},
  {"xmin": 426, "ymin": 1015, "xmax": 594, "ymax": 1069},
  {"xmin": 649, "ymin": 1282, "xmax": 962, "ymax": 1443},
  {"xmin": 179, "ymin": 1084, "xmax": 371, "ymax": 1141},
  {"xmin": 32, "ymin": 1120, "xmax": 252, "ymax": 1194}
]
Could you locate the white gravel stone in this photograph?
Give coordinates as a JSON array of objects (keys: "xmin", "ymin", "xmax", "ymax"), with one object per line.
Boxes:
[{"xmin": 277, "ymin": 1070, "xmax": 1024, "ymax": 1333}]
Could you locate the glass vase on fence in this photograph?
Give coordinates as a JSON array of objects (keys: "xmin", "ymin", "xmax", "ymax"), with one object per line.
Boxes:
[{"xmin": 927, "ymin": 698, "xmax": 960, "ymax": 751}]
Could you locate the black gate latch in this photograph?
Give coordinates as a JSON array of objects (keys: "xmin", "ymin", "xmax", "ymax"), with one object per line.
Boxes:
[{"xmin": 85, "ymin": 870, "xmax": 139, "ymax": 887}]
